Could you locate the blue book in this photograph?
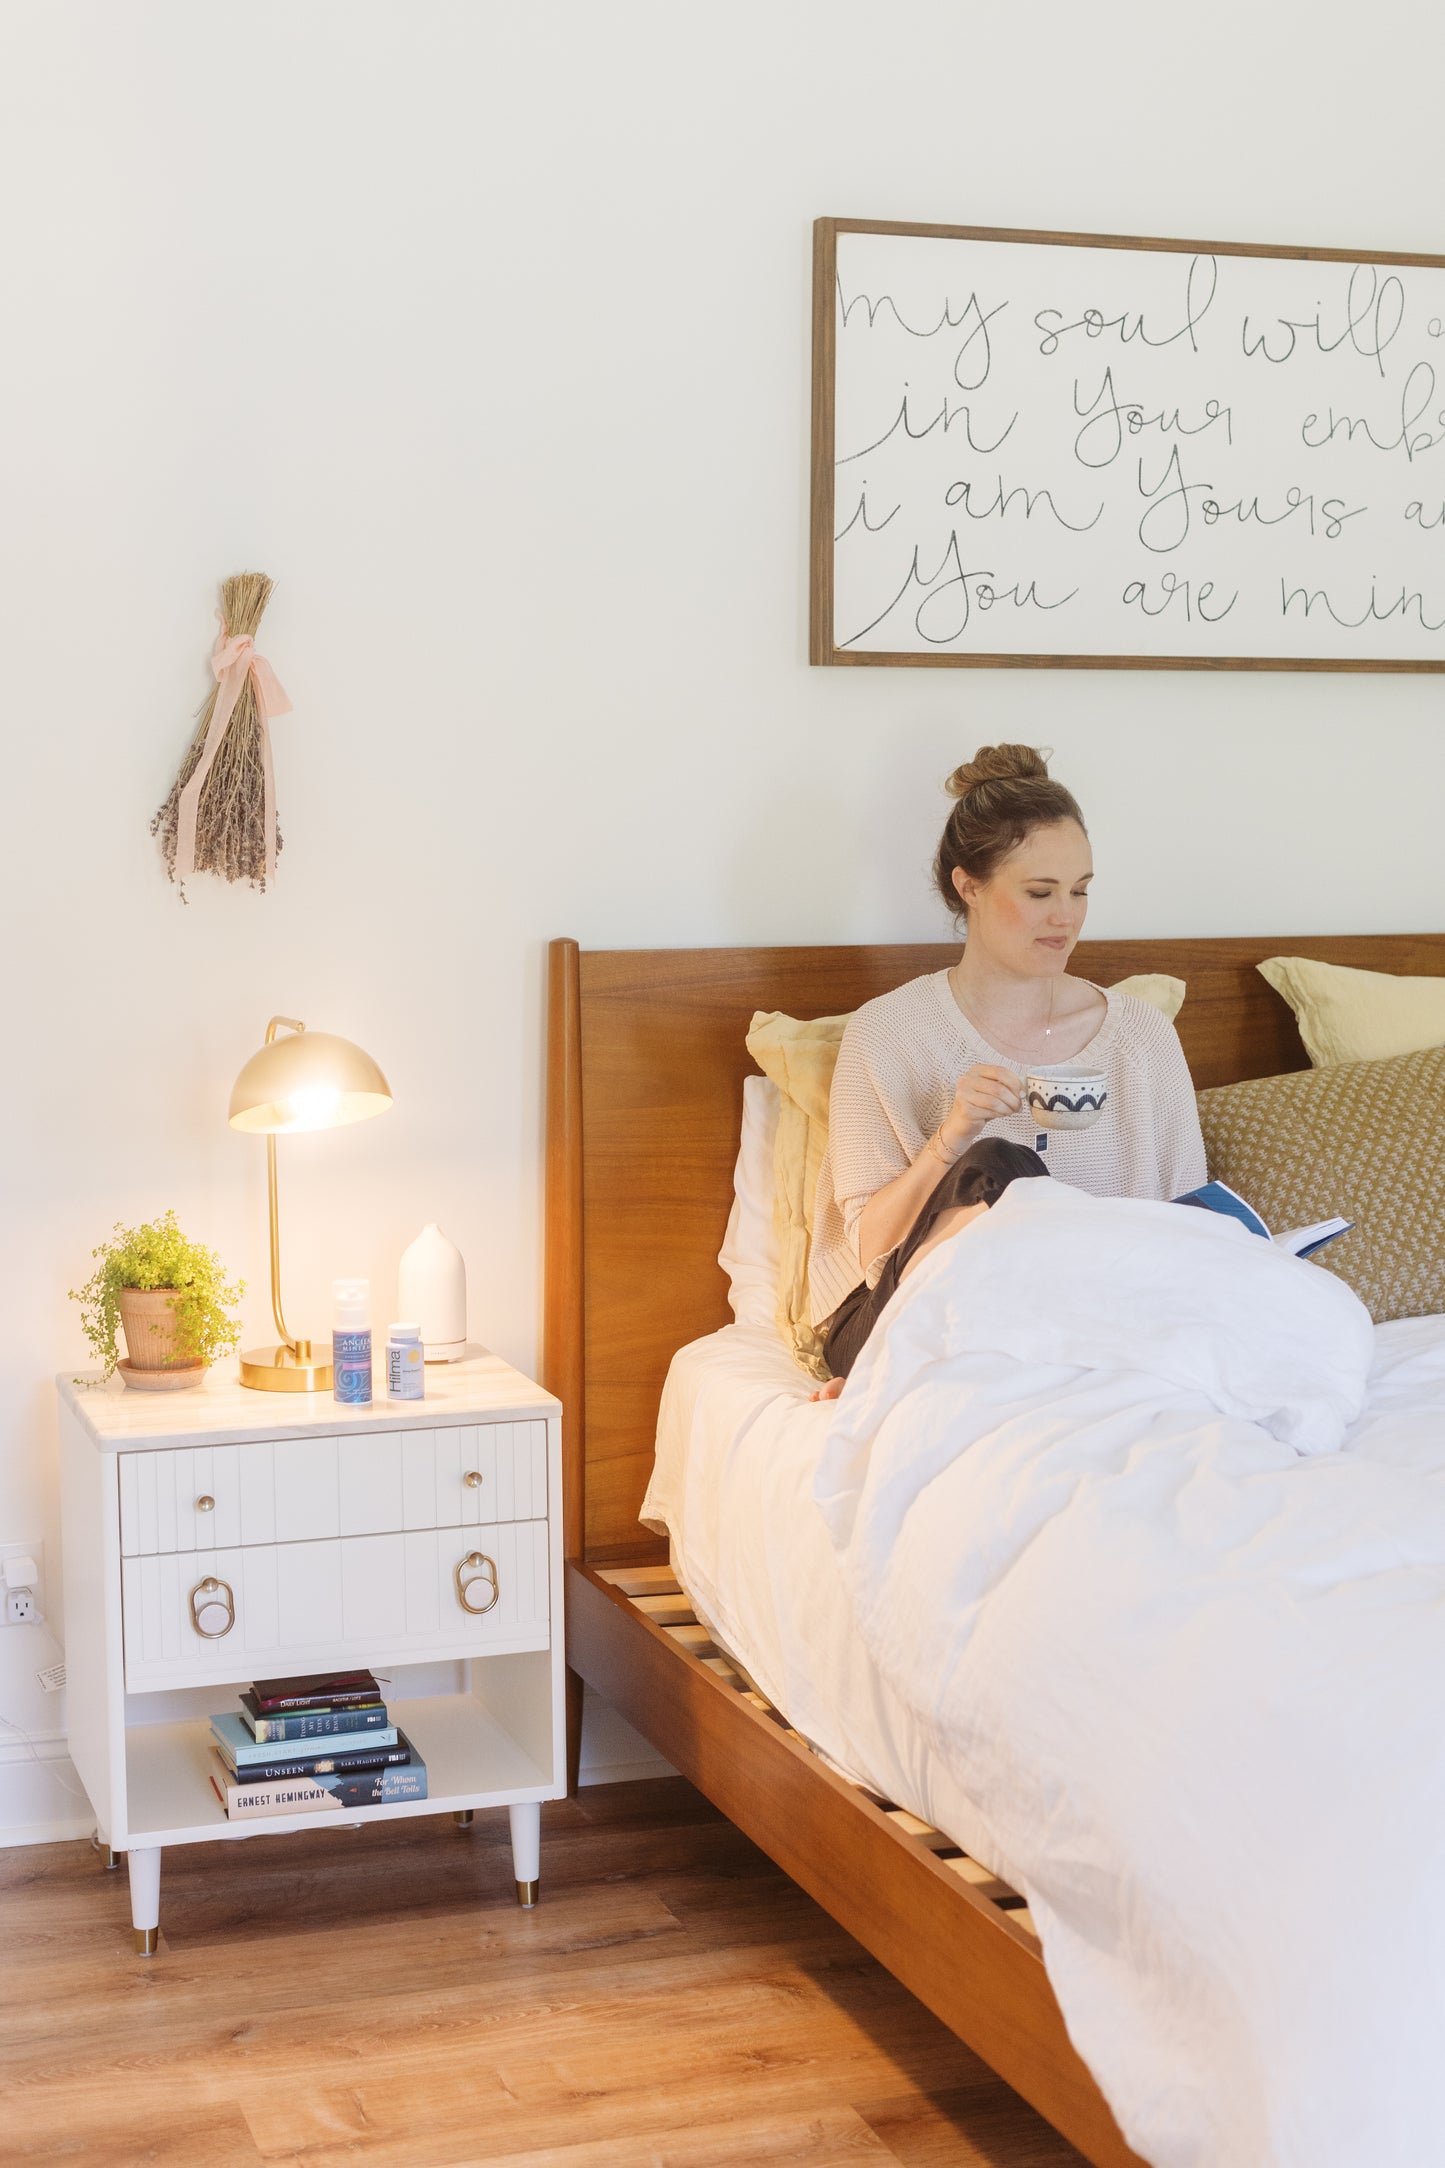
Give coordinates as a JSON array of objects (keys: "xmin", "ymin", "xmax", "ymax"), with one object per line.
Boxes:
[
  {"xmin": 1175, "ymin": 1181, "xmax": 1353, "ymax": 1259},
  {"xmin": 211, "ymin": 1710, "xmax": 398, "ymax": 1767},
  {"xmin": 211, "ymin": 1732, "xmax": 428, "ymax": 1819}
]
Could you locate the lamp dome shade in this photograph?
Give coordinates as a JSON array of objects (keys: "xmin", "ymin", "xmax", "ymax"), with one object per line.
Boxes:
[{"xmin": 228, "ymin": 1030, "xmax": 393, "ymax": 1134}]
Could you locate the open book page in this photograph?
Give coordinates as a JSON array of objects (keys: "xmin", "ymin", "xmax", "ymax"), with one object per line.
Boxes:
[
  {"xmin": 1175, "ymin": 1183, "xmax": 1355, "ymax": 1259},
  {"xmin": 1174, "ymin": 1181, "xmax": 1271, "ymax": 1239},
  {"xmin": 1276, "ymin": 1218, "xmax": 1354, "ymax": 1259}
]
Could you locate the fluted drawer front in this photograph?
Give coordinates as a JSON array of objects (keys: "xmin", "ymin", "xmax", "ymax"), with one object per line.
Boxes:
[
  {"xmin": 120, "ymin": 1521, "xmax": 550, "ymax": 1690},
  {"xmin": 118, "ymin": 1445, "xmax": 243, "ymax": 1555},
  {"xmin": 401, "ymin": 1422, "xmax": 547, "ymax": 1529},
  {"xmin": 118, "ymin": 1422, "xmax": 548, "ymax": 1556}
]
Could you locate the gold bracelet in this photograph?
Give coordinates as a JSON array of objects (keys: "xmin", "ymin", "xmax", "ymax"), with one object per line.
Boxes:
[{"xmin": 926, "ymin": 1128, "xmax": 963, "ymax": 1169}]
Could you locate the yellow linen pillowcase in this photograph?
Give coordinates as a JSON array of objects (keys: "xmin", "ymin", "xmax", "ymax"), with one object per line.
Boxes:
[
  {"xmin": 1259, "ymin": 955, "xmax": 1445, "ymax": 1068},
  {"xmin": 1195, "ymin": 1045, "xmax": 1445, "ymax": 1324},
  {"xmin": 746, "ymin": 1009, "xmax": 848, "ymax": 1373},
  {"xmin": 1114, "ymin": 972, "xmax": 1186, "ymax": 1022},
  {"xmin": 744, "ymin": 972, "xmax": 1186, "ymax": 1367}
]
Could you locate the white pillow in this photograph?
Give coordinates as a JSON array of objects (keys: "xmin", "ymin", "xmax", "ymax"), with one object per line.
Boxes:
[{"xmin": 718, "ymin": 1075, "xmax": 780, "ymax": 1329}]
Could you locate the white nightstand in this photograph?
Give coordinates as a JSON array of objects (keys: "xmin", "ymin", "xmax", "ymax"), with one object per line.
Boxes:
[{"xmin": 57, "ymin": 1351, "xmax": 564, "ymax": 1953}]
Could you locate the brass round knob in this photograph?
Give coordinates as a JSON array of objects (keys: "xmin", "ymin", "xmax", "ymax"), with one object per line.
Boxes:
[
  {"xmin": 464, "ymin": 1471, "xmax": 483, "ymax": 1490},
  {"xmin": 196, "ymin": 1495, "xmax": 215, "ymax": 1513}
]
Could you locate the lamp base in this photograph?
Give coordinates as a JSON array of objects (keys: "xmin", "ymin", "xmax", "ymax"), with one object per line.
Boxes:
[{"xmin": 240, "ymin": 1341, "xmax": 334, "ymax": 1393}]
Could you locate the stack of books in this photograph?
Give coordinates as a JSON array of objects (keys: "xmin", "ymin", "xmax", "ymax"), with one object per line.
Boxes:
[{"xmin": 207, "ymin": 1669, "xmax": 428, "ymax": 1820}]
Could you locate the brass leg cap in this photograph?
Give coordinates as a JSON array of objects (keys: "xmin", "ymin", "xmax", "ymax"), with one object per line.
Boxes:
[
  {"xmin": 515, "ymin": 1878, "xmax": 539, "ymax": 1908},
  {"xmin": 133, "ymin": 1927, "xmax": 158, "ymax": 1956},
  {"xmin": 453, "ymin": 1809, "xmax": 474, "ymax": 1826}
]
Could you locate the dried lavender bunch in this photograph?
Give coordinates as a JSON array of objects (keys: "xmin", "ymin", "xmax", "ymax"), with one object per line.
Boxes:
[{"xmin": 152, "ymin": 572, "xmax": 284, "ymax": 892}]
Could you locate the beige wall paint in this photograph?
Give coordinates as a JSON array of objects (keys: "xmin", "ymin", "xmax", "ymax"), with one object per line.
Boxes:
[{"xmin": 2, "ymin": 0, "xmax": 1442, "ymax": 1827}]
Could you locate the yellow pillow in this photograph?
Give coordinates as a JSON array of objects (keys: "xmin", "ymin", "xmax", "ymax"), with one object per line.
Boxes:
[
  {"xmin": 1113, "ymin": 971, "xmax": 1185, "ymax": 1021},
  {"xmin": 745, "ymin": 974, "xmax": 1185, "ymax": 1369},
  {"xmin": 746, "ymin": 1010, "xmax": 848, "ymax": 1373},
  {"xmin": 1259, "ymin": 955, "xmax": 1445, "ymax": 1068},
  {"xmin": 1196, "ymin": 1047, "xmax": 1445, "ymax": 1323}
]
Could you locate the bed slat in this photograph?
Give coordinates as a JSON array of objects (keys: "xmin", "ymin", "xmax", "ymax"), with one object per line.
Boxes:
[{"xmin": 602, "ymin": 1571, "xmax": 1037, "ymax": 1947}]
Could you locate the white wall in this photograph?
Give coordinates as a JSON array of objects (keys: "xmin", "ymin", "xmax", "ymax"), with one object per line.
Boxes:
[{"xmin": 3, "ymin": 0, "xmax": 1443, "ymax": 1836}]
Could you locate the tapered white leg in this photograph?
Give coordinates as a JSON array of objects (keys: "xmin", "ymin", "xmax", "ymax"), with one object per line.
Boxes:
[
  {"xmin": 509, "ymin": 1800, "xmax": 540, "ymax": 1906},
  {"xmin": 128, "ymin": 1846, "xmax": 161, "ymax": 1955}
]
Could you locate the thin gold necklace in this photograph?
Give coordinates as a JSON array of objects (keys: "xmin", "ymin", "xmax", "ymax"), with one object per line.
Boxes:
[{"xmin": 950, "ymin": 965, "xmax": 1056, "ymax": 1055}]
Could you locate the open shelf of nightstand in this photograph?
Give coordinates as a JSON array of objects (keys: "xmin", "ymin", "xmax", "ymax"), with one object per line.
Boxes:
[{"xmin": 125, "ymin": 1692, "xmax": 554, "ymax": 1846}]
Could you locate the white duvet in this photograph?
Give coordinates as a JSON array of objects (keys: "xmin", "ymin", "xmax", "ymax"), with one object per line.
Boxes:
[{"xmin": 815, "ymin": 1177, "xmax": 1445, "ymax": 2168}]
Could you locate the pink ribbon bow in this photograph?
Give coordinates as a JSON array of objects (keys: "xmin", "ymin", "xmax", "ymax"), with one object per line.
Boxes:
[{"xmin": 173, "ymin": 615, "xmax": 293, "ymax": 884}]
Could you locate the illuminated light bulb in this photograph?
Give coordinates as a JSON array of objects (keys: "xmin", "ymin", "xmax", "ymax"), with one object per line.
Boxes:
[{"xmin": 283, "ymin": 1085, "xmax": 342, "ymax": 1131}]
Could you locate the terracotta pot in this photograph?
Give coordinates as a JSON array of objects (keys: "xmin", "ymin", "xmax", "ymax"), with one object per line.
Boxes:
[{"xmin": 118, "ymin": 1287, "xmax": 199, "ymax": 1373}]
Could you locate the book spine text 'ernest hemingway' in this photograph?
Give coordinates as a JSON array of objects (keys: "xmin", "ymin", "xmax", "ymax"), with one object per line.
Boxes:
[{"xmin": 209, "ymin": 1745, "xmax": 427, "ymax": 1818}]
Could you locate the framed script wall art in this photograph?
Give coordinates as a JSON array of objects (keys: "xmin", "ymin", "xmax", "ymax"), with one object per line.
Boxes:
[{"xmin": 809, "ymin": 218, "xmax": 1445, "ymax": 671}]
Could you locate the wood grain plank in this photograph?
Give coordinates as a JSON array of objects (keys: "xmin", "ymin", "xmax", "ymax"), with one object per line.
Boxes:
[
  {"xmin": 0, "ymin": 1782, "xmax": 1082, "ymax": 2168},
  {"xmin": 7, "ymin": 2101, "xmax": 264, "ymax": 2165},
  {"xmin": 469, "ymin": 2105, "xmax": 898, "ymax": 2166},
  {"xmin": 858, "ymin": 2082, "xmax": 1087, "ymax": 2166},
  {"xmin": 566, "ymin": 1568, "xmax": 1142, "ymax": 2168},
  {"xmin": 250, "ymin": 2097, "xmax": 898, "ymax": 2166}
]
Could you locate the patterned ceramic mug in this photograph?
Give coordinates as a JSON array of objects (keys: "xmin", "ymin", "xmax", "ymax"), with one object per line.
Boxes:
[{"xmin": 1023, "ymin": 1064, "xmax": 1109, "ymax": 1131}]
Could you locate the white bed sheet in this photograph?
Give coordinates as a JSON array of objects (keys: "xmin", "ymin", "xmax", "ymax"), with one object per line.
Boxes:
[
  {"xmin": 642, "ymin": 1305, "xmax": 1445, "ymax": 1896},
  {"xmin": 642, "ymin": 1321, "xmax": 1016, "ymax": 1879}
]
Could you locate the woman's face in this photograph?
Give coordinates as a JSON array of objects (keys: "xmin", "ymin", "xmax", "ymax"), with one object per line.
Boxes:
[{"xmin": 953, "ymin": 819, "xmax": 1093, "ymax": 977}]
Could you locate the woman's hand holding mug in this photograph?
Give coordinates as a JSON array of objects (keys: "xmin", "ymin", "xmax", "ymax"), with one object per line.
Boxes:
[{"xmin": 941, "ymin": 1063, "xmax": 1023, "ymax": 1153}]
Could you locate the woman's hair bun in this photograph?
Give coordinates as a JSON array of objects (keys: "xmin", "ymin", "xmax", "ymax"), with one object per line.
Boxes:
[
  {"xmin": 933, "ymin": 744, "xmax": 1084, "ymax": 921},
  {"xmin": 944, "ymin": 743, "xmax": 1052, "ymax": 801}
]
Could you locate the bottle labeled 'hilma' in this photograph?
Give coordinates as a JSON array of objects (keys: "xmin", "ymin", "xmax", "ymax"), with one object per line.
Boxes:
[
  {"xmin": 386, "ymin": 1321, "xmax": 425, "ymax": 1401},
  {"xmin": 332, "ymin": 1278, "xmax": 372, "ymax": 1404}
]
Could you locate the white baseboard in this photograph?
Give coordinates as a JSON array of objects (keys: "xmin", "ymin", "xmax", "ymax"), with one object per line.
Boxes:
[
  {"xmin": 0, "ymin": 1692, "xmax": 674, "ymax": 1848},
  {"xmin": 0, "ymin": 1731, "xmax": 95, "ymax": 1847}
]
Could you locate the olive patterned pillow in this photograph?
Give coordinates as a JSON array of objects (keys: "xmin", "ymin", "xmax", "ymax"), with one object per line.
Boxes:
[{"xmin": 1195, "ymin": 1046, "xmax": 1445, "ymax": 1324}]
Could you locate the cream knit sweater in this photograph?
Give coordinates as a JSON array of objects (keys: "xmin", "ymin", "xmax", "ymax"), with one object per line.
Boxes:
[{"xmin": 810, "ymin": 970, "xmax": 1208, "ymax": 1326}]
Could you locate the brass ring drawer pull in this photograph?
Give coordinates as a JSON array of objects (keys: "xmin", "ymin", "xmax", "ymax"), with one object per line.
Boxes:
[
  {"xmin": 190, "ymin": 1576, "xmax": 235, "ymax": 1638},
  {"xmin": 454, "ymin": 1552, "xmax": 499, "ymax": 1615},
  {"xmin": 196, "ymin": 1495, "xmax": 215, "ymax": 1513}
]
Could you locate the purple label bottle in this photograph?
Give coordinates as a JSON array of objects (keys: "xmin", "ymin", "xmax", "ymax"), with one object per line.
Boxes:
[{"xmin": 333, "ymin": 1278, "xmax": 372, "ymax": 1404}]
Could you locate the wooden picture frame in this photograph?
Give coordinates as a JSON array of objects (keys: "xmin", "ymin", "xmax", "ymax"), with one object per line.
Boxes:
[
  {"xmin": 810, "ymin": 217, "xmax": 1445, "ymax": 672},
  {"xmin": 548, "ymin": 930, "xmax": 1445, "ymax": 2166}
]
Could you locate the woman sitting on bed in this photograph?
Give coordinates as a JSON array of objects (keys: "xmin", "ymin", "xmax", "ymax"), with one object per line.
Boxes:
[{"xmin": 810, "ymin": 742, "xmax": 1207, "ymax": 1398}]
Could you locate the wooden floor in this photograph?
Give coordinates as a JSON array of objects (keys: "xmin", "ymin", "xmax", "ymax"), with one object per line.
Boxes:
[{"xmin": 0, "ymin": 1778, "xmax": 1085, "ymax": 2166}]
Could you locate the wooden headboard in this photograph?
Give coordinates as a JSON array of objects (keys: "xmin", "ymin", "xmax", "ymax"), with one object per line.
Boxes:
[{"xmin": 543, "ymin": 933, "xmax": 1445, "ymax": 1565}]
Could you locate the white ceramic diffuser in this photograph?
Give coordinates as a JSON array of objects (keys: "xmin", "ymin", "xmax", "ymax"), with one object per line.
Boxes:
[{"xmin": 397, "ymin": 1223, "xmax": 468, "ymax": 1361}]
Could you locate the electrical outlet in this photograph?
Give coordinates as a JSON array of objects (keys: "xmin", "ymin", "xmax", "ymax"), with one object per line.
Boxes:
[{"xmin": 0, "ymin": 1540, "xmax": 43, "ymax": 1627}]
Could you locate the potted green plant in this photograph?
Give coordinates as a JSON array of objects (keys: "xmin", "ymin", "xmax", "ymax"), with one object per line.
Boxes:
[{"xmin": 70, "ymin": 1211, "xmax": 245, "ymax": 1390}]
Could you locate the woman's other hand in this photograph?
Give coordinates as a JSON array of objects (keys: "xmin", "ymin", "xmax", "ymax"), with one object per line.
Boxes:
[
  {"xmin": 809, "ymin": 1375, "xmax": 845, "ymax": 1403},
  {"xmin": 943, "ymin": 1063, "xmax": 1023, "ymax": 1150}
]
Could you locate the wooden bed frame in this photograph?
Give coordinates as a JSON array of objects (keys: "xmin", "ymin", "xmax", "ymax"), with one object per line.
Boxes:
[{"xmin": 544, "ymin": 931, "xmax": 1445, "ymax": 2168}]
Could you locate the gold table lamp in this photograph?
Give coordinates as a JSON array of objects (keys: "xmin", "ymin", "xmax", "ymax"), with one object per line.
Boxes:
[{"xmin": 229, "ymin": 1016, "xmax": 393, "ymax": 1392}]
